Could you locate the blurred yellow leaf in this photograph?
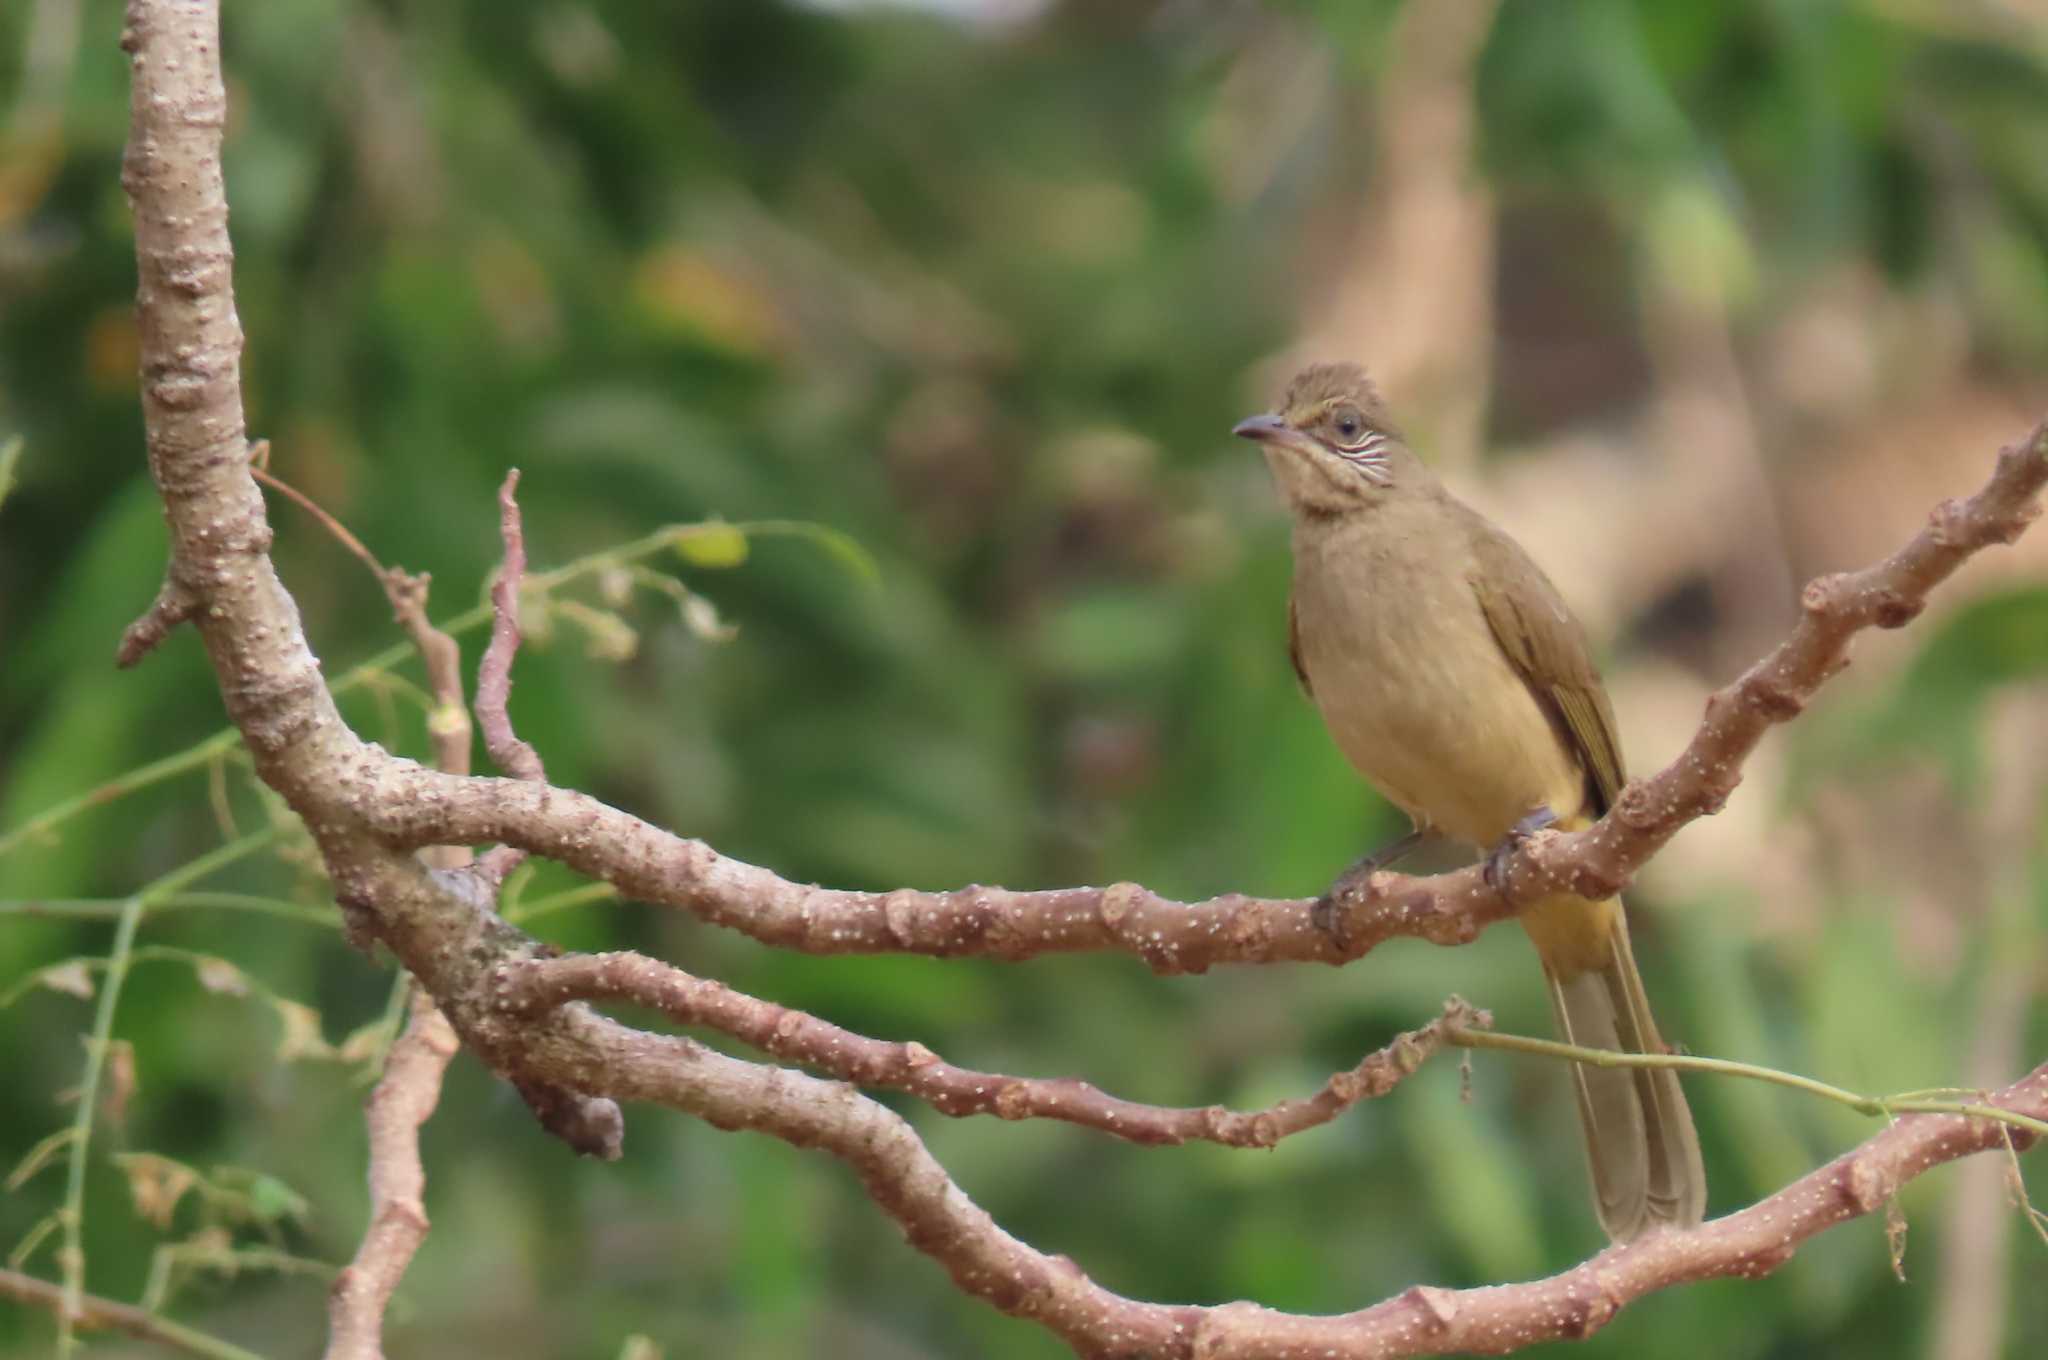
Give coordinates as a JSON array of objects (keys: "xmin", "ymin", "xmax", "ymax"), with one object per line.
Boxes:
[
  {"xmin": 85, "ymin": 308, "xmax": 141, "ymax": 395},
  {"xmin": 36, "ymin": 960, "xmax": 95, "ymax": 1000},
  {"xmin": 195, "ymin": 956, "xmax": 249, "ymax": 997},
  {"xmin": 115, "ymin": 1152, "xmax": 199, "ymax": 1229},
  {"xmin": 272, "ymin": 999, "xmax": 336, "ymax": 1062},
  {"xmin": 0, "ymin": 436, "xmax": 20, "ymax": 514},
  {"xmin": 1648, "ymin": 179, "xmax": 1757, "ymax": 312},
  {"xmin": 633, "ymin": 244, "xmax": 782, "ymax": 356},
  {"xmin": 103, "ymin": 1038, "xmax": 136, "ymax": 1127},
  {"xmin": 0, "ymin": 130, "xmax": 62, "ymax": 227},
  {"xmin": 472, "ymin": 232, "xmax": 561, "ymax": 354},
  {"xmin": 337, "ymin": 1018, "xmax": 392, "ymax": 1066}
]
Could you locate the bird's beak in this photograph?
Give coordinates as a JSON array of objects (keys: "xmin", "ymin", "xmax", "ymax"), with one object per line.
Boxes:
[
  {"xmin": 1233, "ymin": 412, "xmax": 1320, "ymax": 459},
  {"xmin": 1232, "ymin": 413, "xmax": 1287, "ymax": 441}
]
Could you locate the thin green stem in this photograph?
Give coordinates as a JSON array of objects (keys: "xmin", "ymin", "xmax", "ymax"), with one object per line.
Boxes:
[
  {"xmin": 356, "ymin": 968, "xmax": 415, "ymax": 1078},
  {"xmin": 0, "ymin": 893, "xmax": 337, "ymax": 926},
  {"xmin": 1448, "ymin": 1027, "xmax": 2048, "ymax": 1139},
  {"xmin": 0, "ymin": 732, "xmax": 245, "ymax": 859},
  {"xmin": 503, "ymin": 881, "xmax": 620, "ymax": 926},
  {"xmin": 53, "ymin": 828, "xmax": 286, "ymax": 1357},
  {"xmin": 57, "ymin": 896, "xmax": 140, "ymax": 1357},
  {"xmin": 0, "ymin": 517, "xmax": 868, "ymax": 862},
  {"xmin": 0, "ymin": 1265, "xmax": 268, "ymax": 1360}
]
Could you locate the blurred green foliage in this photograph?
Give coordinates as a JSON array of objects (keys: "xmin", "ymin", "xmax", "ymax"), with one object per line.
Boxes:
[{"xmin": 3, "ymin": 2, "xmax": 2046, "ymax": 1357}]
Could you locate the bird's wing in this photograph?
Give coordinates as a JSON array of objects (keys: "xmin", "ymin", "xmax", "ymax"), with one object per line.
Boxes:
[
  {"xmin": 1287, "ymin": 592, "xmax": 1313, "ymax": 697},
  {"xmin": 1467, "ymin": 525, "xmax": 1625, "ymax": 815}
]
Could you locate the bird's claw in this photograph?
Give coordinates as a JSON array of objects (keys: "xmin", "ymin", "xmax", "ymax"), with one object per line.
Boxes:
[
  {"xmin": 1483, "ymin": 806, "xmax": 1559, "ymax": 899},
  {"xmin": 1313, "ymin": 861, "xmax": 1383, "ymax": 949},
  {"xmin": 1313, "ymin": 828, "xmax": 1426, "ymax": 952},
  {"xmin": 1310, "ymin": 890, "xmax": 1349, "ymax": 948}
]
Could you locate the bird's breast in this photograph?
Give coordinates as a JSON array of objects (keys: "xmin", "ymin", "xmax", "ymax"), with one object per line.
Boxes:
[{"xmin": 1291, "ymin": 519, "xmax": 1588, "ymax": 848}]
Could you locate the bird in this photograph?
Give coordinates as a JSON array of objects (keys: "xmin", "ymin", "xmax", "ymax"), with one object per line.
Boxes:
[{"xmin": 1234, "ymin": 361, "xmax": 1706, "ymax": 1242}]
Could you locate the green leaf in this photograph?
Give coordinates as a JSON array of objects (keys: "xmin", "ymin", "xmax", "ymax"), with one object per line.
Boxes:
[
  {"xmin": 737, "ymin": 518, "xmax": 883, "ymax": 589},
  {"xmin": 242, "ymin": 1172, "xmax": 311, "ymax": 1227}
]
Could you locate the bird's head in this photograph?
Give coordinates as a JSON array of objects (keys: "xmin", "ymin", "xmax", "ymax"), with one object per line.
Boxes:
[{"xmin": 1233, "ymin": 362, "xmax": 1423, "ymax": 515}]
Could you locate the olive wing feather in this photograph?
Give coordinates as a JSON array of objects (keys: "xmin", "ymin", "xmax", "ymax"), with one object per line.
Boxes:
[{"xmin": 1467, "ymin": 525, "xmax": 1625, "ymax": 814}]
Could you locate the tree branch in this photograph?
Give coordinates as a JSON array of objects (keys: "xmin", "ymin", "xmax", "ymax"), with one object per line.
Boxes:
[
  {"xmin": 524, "ymin": 1002, "xmax": 2048, "ymax": 1359},
  {"xmin": 323, "ymin": 988, "xmax": 457, "ymax": 1360},
  {"xmin": 113, "ymin": 3, "xmax": 2047, "ymax": 1357},
  {"xmin": 334, "ymin": 406, "xmax": 2047, "ymax": 973},
  {"xmin": 1466, "ymin": 419, "xmax": 2048, "ymax": 918},
  {"xmin": 501, "ymin": 957, "xmax": 1481, "ymax": 1148},
  {"xmin": 236, "ymin": 442, "xmax": 478, "ymax": 1356}
]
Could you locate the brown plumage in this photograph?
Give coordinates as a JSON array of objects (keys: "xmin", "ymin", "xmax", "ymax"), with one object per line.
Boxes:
[{"xmin": 1237, "ymin": 362, "xmax": 1706, "ymax": 1242}]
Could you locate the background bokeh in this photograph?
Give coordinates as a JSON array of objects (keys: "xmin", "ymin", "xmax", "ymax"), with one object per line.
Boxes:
[{"xmin": 4, "ymin": 1, "xmax": 2047, "ymax": 1356}]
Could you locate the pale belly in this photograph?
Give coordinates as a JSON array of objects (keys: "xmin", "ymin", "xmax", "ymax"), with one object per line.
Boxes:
[{"xmin": 1292, "ymin": 534, "xmax": 1588, "ymax": 849}]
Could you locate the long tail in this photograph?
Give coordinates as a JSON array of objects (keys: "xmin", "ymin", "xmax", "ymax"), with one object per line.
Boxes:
[{"xmin": 1525, "ymin": 896, "xmax": 1707, "ymax": 1242}]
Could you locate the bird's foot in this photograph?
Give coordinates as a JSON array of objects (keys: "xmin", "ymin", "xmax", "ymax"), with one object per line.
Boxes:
[
  {"xmin": 1483, "ymin": 806, "xmax": 1559, "ymax": 900},
  {"xmin": 1312, "ymin": 827, "xmax": 1426, "ymax": 949}
]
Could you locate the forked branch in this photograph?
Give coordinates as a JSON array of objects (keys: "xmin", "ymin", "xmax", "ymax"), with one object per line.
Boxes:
[{"xmin": 105, "ymin": 1, "xmax": 2048, "ymax": 1358}]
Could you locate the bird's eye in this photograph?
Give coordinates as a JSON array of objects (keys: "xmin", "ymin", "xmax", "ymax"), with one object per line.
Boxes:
[{"xmin": 1330, "ymin": 406, "xmax": 1367, "ymax": 445}]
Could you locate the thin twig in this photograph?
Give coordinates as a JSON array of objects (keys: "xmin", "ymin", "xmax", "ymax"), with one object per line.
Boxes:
[
  {"xmin": 322, "ymin": 989, "xmax": 458, "ymax": 1360},
  {"xmin": 50, "ymin": 831, "xmax": 282, "ymax": 1355},
  {"xmin": 55, "ymin": 898, "xmax": 139, "ymax": 1357},
  {"xmin": 1448, "ymin": 1027, "xmax": 2048, "ymax": 1139},
  {"xmin": 249, "ymin": 451, "xmax": 388, "ymax": 580},
  {"xmin": 277, "ymin": 485, "xmax": 475, "ymax": 1357},
  {"xmin": 0, "ymin": 518, "xmax": 865, "ymax": 862},
  {"xmin": 542, "ymin": 998, "xmax": 2048, "ymax": 1358},
  {"xmin": 476, "ymin": 471, "xmax": 542, "ymax": 784},
  {"xmin": 474, "ymin": 470, "xmax": 544, "ymax": 885},
  {"xmin": 0, "ymin": 1266, "xmax": 266, "ymax": 1360},
  {"xmin": 503, "ymin": 957, "xmax": 1483, "ymax": 1148}
]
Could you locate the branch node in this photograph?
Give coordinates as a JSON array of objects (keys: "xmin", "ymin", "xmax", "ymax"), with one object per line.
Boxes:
[
  {"xmin": 1750, "ymin": 681, "xmax": 1806, "ymax": 720},
  {"xmin": 1799, "ymin": 571, "xmax": 1850, "ymax": 614},
  {"xmin": 1928, "ymin": 496, "xmax": 1973, "ymax": 548},
  {"xmin": 1868, "ymin": 588, "xmax": 1924, "ymax": 630},
  {"xmin": 882, "ymin": 888, "xmax": 926, "ymax": 949},
  {"xmin": 114, "ymin": 578, "xmax": 200, "ymax": 668},
  {"xmin": 993, "ymin": 1083, "xmax": 1032, "ymax": 1120},
  {"xmin": 1560, "ymin": 1275, "xmax": 1621, "ymax": 1338},
  {"xmin": 513, "ymin": 1078, "xmax": 624, "ymax": 1160},
  {"xmin": 1099, "ymin": 880, "xmax": 1143, "ymax": 927},
  {"xmin": 1612, "ymin": 780, "xmax": 1662, "ymax": 830},
  {"xmin": 1843, "ymin": 1154, "xmax": 1891, "ymax": 1215},
  {"xmin": 1405, "ymin": 1283, "xmax": 1460, "ymax": 1329}
]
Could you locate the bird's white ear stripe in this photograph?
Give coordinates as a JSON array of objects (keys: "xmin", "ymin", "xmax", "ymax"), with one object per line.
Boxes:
[{"xmin": 1338, "ymin": 432, "xmax": 1391, "ymax": 484}]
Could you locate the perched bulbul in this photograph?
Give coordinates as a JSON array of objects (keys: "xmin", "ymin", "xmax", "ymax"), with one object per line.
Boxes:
[{"xmin": 1236, "ymin": 362, "xmax": 1706, "ymax": 1242}]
